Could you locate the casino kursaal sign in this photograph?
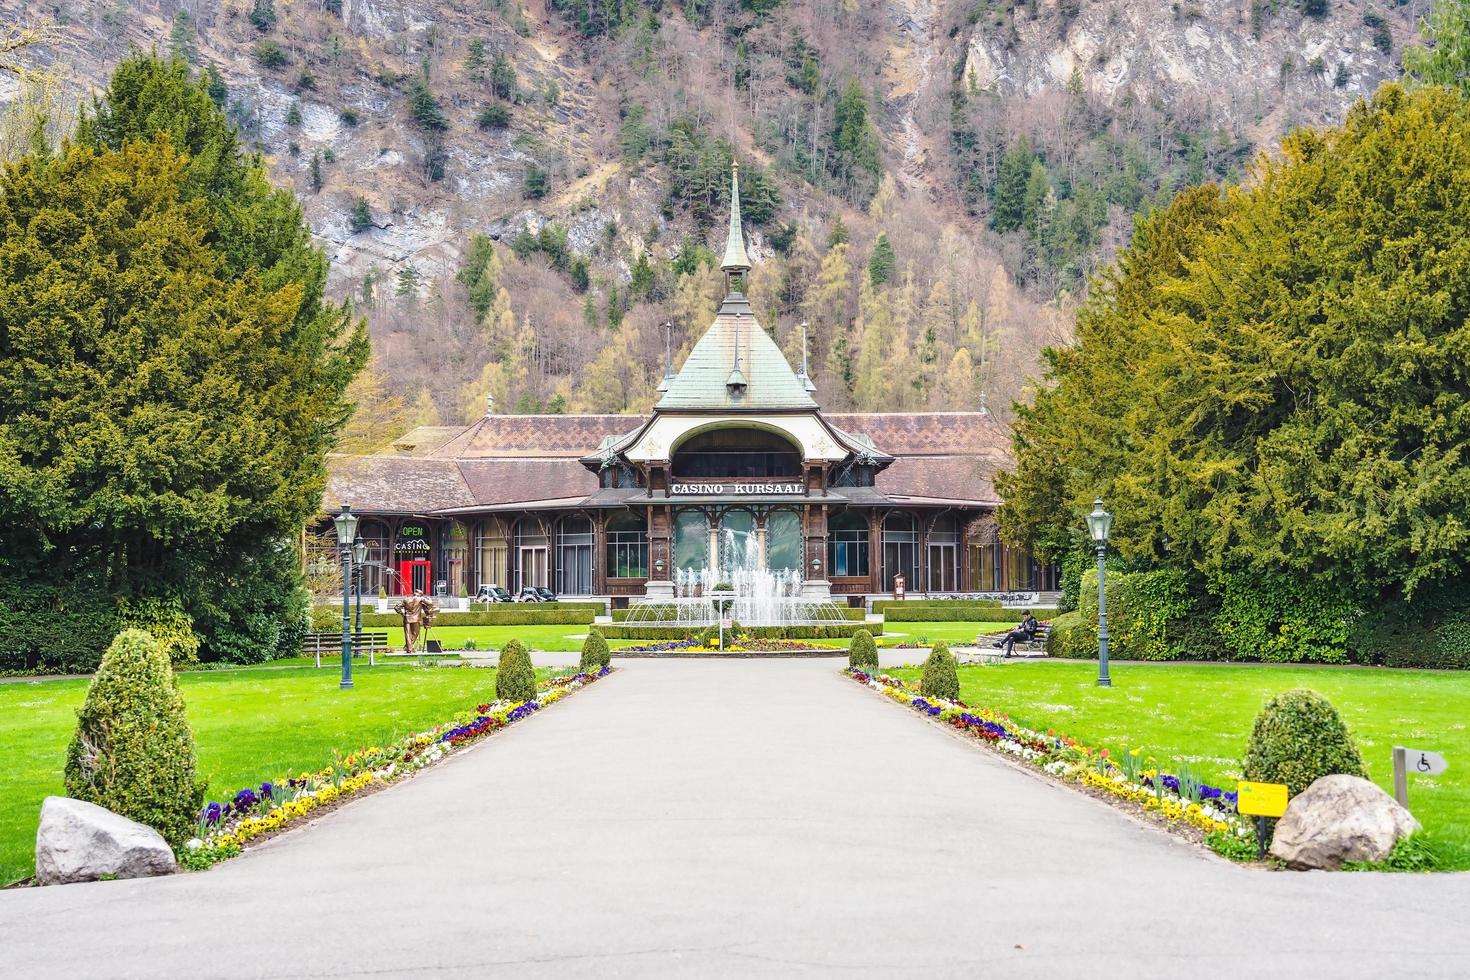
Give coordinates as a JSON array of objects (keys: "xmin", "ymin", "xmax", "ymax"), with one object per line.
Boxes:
[{"xmin": 670, "ymin": 482, "xmax": 803, "ymax": 495}]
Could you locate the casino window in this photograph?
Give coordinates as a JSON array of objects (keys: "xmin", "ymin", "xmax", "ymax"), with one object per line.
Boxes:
[
  {"xmin": 827, "ymin": 511, "xmax": 869, "ymax": 578},
  {"xmin": 606, "ymin": 512, "xmax": 648, "ymax": 578},
  {"xmin": 671, "ymin": 428, "xmax": 801, "ymax": 479}
]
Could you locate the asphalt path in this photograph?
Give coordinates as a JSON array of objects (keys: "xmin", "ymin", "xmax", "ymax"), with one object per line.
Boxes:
[{"xmin": 3, "ymin": 659, "xmax": 1467, "ymax": 978}]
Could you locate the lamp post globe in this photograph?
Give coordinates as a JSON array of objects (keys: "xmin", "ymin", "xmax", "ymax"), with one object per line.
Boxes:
[
  {"xmin": 352, "ymin": 536, "xmax": 368, "ymax": 636},
  {"xmin": 1086, "ymin": 498, "xmax": 1113, "ymax": 688},
  {"xmin": 332, "ymin": 505, "xmax": 360, "ymax": 690}
]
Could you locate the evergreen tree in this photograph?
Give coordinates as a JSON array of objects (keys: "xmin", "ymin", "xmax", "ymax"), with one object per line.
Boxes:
[
  {"xmin": 990, "ymin": 138, "xmax": 1034, "ymax": 232},
  {"xmin": 830, "ymin": 80, "xmax": 882, "ymax": 203},
  {"xmin": 169, "ymin": 10, "xmax": 198, "ymax": 65},
  {"xmin": 867, "ymin": 233, "xmax": 896, "ymax": 286},
  {"xmin": 349, "ymin": 196, "xmax": 373, "ymax": 232},
  {"xmin": 457, "ymin": 233, "xmax": 502, "ymax": 321},
  {"xmin": 999, "ymin": 84, "xmax": 1470, "ymax": 609},
  {"xmin": 309, "ymin": 150, "xmax": 323, "ymax": 192},
  {"xmin": 203, "ymin": 63, "xmax": 228, "ymax": 107},
  {"xmin": 465, "ymin": 38, "xmax": 487, "ymax": 80},
  {"xmin": 490, "ymin": 54, "xmax": 517, "ymax": 100},
  {"xmin": 630, "ymin": 251, "xmax": 655, "ymax": 300},
  {"xmin": 1404, "ymin": 0, "xmax": 1470, "ymax": 95},
  {"xmin": 406, "ymin": 77, "xmax": 449, "ymax": 131}
]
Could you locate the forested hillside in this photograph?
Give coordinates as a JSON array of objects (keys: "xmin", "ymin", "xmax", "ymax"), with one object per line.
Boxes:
[{"xmin": 0, "ymin": 0, "xmax": 1412, "ymax": 438}]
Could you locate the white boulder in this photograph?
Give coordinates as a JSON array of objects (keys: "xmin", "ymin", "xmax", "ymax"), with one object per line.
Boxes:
[
  {"xmin": 35, "ymin": 796, "xmax": 177, "ymax": 885},
  {"xmin": 1269, "ymin": 774, "xmax": 1420, "ymax": 870}
]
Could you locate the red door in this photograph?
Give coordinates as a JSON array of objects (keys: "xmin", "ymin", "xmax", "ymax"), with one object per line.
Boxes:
[{"xmin": 399, "ymin": 560, "xmax": 431, "ymax": 595}]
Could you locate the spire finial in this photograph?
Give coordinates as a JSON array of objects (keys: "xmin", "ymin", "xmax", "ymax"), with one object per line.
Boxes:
[
  {"xmin": 657, "ymin": 320, "xmax": 675, "ymax": 392},
  {"xmin": 720, "ymin": 159, "xmax": 752, "ymax": 281},
  {"xmin": 798, "ymin": 320, "xmax": 816, "ymax": 392}
]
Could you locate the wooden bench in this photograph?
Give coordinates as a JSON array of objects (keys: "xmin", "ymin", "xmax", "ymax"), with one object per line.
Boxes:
[
  {"xmin": 303, "ymin": 631, "xmax": 390, "ymax": 667},
  {"xmin": 977, "ymin": 622, "xmax": 1050, "ymax": 656}
]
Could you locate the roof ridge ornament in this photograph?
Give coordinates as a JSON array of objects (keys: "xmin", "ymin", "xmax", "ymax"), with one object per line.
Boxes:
[{"xmin": 720, "ymin": 160, "xmax": 752, "ymax": 282}]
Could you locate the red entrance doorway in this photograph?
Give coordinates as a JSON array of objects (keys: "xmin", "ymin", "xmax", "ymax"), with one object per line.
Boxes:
[{"xmin": 399, "ymin": 560, "xmax": 431, "ymax": 595}]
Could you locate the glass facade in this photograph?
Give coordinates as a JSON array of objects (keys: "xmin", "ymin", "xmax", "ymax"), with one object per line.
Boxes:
[
  {"xmin": 827, "ymin": 511, "xmax": 869, "ymax": 578},
  {"xmin": 673, "ymin": 510, "xmax": 709, "ymax": 572},
  {"xmin": 881, "ymin": 512, "xmax": 920, "ymax": 591},
  {"xmin": 556, "ymin": 516, "xmax": 594, "ymax": 595},
  {"xmin": 476, "ymin": 522, "xmax": 509, "ymax": 592},
  {"xmin": 765, "ymin": 510, "xmax": 802, "ymax": 574},
  {"xmin": 606, "ymin": 512, "xmax": 648, "ymax": 579}
]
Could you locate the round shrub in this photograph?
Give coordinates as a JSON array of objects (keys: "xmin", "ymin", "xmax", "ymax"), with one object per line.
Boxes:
[
  {"xmin": 495, "ymin": 638, "xmax": 536, "ymax": 703},
  {"xmin": 920, "ymin": 641, "xmax": 960, "ymax": 702},
  {"xmin": 848, "ymin": 628, "xmax": 879, "ymax": 669},
  {"xmin": 1243, "ymin": 688, "xmax": 1367, "ymax": 797},
  {"xmin": 63, "ymin": 629, "xmax": 205, "ymax": 847},
  {"xmin": 580, "ymin": 628, "xmax": 609, "ymax": 672}
]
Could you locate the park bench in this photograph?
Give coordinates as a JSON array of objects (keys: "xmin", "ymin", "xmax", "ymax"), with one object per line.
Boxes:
[
  {"xmin": 303, "ymin": 630, "xmax": 390, "ymax": 667},
  {"xmin": 976, "ymin": 622, "xmax": 1050, "ymax": 656}
]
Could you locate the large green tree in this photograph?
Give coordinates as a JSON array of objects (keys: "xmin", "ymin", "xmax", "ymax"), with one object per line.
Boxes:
[
  {"xmin": 0, "ymin": 54, "xmax": 366, "ymax": 668},
  {"xmin": 998, "ymin": 85, "xmax": 1470, "ymax": 606}
]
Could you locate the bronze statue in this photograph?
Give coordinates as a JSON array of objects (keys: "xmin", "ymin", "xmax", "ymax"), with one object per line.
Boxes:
[{"xmin": 394, "ymin": 591, "xmax": 437, "ymax": 653}]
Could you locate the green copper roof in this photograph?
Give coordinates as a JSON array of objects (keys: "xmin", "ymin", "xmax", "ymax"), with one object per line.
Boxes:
[
  {"xmin": 656, "ymin": 293, "xmax": 819, "ymax": 410},
  {"xmin": 720, "ymin": 162, "xmax": 751, "ymax": 273}
]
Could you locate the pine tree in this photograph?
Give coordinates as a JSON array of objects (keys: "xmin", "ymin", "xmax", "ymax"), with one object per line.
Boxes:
[
  {"xmin": 867, "ymin": 232, "xmax": 896, "ymax": 286},
  {"xmin": 1404, "ymin": 0, "xmax": 1470, "ymax": 94},
  {"xmin": 457, "ymin": 233, "xmax": 502, "ymax": 320},
  {"xmin": 309, "ymin": 151, "xmax": 323, "ymax": 193},
  {"xmin": 465, "ymin": 38, "xmax": 487, "ymax": 80},
  {"xmin": 169, "ymin": 10, "xmax": 198, "ymax": 65},
  {"xmin": 990, "ymin": 137, "xmax": 1034, "ymax": 232},
  {"xmin": 349, "ymin": 196, "xmax": 373, "ymax": 232}
]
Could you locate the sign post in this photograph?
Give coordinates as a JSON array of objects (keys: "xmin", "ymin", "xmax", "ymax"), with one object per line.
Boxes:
[
  {"xmin": 1392, "ymin": 746, "xmax": 1448, "ymax": 808},
  {"xmin": 1236, "ymin": 780, "xmax": 1290, "ymax": 861}
]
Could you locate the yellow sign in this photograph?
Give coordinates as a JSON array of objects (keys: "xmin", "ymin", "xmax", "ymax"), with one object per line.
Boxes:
[{"xmin": 1236, "ymin": 780, "xmax": 1289, "ymax": 818}]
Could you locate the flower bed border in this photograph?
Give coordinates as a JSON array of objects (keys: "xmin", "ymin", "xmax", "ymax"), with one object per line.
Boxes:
[
  {"xmin": 845, "ymin": 668, "xmax": 1259, "ymax": 859},
  {"xmin": 185, "ymin": 668, "xmax": 612, "ymax": 869}
]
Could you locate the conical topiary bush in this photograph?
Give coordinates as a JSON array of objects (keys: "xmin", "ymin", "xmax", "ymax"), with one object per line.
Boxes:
[
  {"xmin": 919, "ymin": 641, "xmax": 959, "ymax": 702},
  {"xmin": 495, "ymin": 638, "xmax": 536, "ymax": 703},
  {"xmin": 848, "ymin": 628, "xmax": 879, "ymax": 669},
  {"xmin": 1243, "ymin": 688, "xmax": 1367, "ymax": 797},
  {"xmin": 580, "ymin": 628, "xmax": 609, "ymax": 672},
  {"xmin": 64, "ymin": 628, "xmax": 205, "ymax": 847}
]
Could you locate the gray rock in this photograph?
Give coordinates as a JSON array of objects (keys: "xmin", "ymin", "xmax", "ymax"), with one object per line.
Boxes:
[
  {"xmin": 1269, "ymin": 774, "xmax": 1420, "ymax": 870},
  {"xmin": 35, "ymin": 796, "xmax": 177, "ymax": 886}
]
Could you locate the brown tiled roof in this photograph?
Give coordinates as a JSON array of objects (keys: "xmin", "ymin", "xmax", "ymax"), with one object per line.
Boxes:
[
  {"xmin": 323, "ymin": 456, "xmax": 474, "ymax": 514},
  {"xmin": 826, "ymin": 412, "xmax": 1011, "ymax": 459},
  {"xmin": 458, "ymin": 459, "xmax": 600, "ymax": 506},
  {"xmin": 325, "ymin": 410, "xmax": 1011, "ymax": 515},
  {"xmin": 433, "ymin": 415, "xmax": 644, "ymax": 459},
  {"xmin": 876, "ymin": 456, "xmax": 1003, "ymax": 507}
]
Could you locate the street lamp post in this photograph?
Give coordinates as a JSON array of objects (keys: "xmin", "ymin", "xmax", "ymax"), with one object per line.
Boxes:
[
  {"xmin": 1086, "ymin": 498, "xmax": 1113, "ymax": 688},
  {"xmin": 332, "ymin": 505, "xmax": 360, "ymax": 690},
  {"xmin": 353, "ymin": 537, "xmax": 368, "ymax": 636}
]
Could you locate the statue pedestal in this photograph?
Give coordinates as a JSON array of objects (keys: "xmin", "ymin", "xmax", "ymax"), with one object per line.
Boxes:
[
  {"xmin": 644, "ymin": 579, "xmax": 675, "ymax": 599},
  {"xmin": 800, "ymin": 579, "xmax": 832, "ymax": 600}
]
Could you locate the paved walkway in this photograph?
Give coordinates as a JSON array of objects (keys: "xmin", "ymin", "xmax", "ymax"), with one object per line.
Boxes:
[{"xmin": 3, "ymin": 660, "xmax": 1467, "ymax": 978}]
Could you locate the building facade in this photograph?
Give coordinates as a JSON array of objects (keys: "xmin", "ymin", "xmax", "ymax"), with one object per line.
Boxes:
[{"xmin": 321, "ymin": 166, "xmax": 1056, "ymax": 603}]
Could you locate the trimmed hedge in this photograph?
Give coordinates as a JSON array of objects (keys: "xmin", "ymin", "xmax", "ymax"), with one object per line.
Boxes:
[
  {"xmin": 580, "ymin": 628, "xmax": 610, "ymax": 671},
  {"xmin": 920, "ymin": 641, "xmax": 960, "ymax": 700},
  {"xmin": 311, "ymin": 606, "xmax": 595, "ymax": 629},
  {"xmin": 1076, "ymin": 568, "xmax": 1193, "ymax": 661},
  {"xmin": 64, "ymin": 629, "xmax": 204, "ymax": 847},
  {"xmin": 871, "ymin": 599, "xmax": 1003, "ymax": 614},
  {"xmin": 602, "ymin": 623, "xmax": 870, "ymax": 641},
  {"xmin": 1045, "ymin": 610, "xmax": 1095, "ymax": 659},
  {"xmin": 495, "ymin": 639, "xmax": 536, "ymax": 702},
  {"xmin": 1243, "ymin": 689, "xmax": 1367, "ymax": 797},
  {"xmin": 611, "ymin": 605, "xmax": 866, "ymax": 622},
  {"xmin": 882, "ymin": 606, "xmax": 1028, "ymax": 622},
  {"xmin": 472, "ymin": 601, "xmax": 603, "ymax": 611},
  {"xmin": 848, "ymin": 629, "xmax": 879, "ymax": 668}
]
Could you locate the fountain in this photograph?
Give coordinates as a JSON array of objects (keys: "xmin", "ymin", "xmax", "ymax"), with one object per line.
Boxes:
[{"xmin": 622, "ymin": 526, "xmax": 853, "ymax": 629}]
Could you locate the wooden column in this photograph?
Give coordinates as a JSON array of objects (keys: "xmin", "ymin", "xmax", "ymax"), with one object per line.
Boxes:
[
  {"xmin": 868, "ymin": 510, "xmax": 882, "ymax": 594},
  {"xmin": 592, "ymin": 511, "xmax": 608, "ymax": 595}
]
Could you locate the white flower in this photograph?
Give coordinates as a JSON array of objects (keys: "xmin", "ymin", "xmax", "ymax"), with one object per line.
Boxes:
[{"xmin": 185, "ymin": 838, "xmax": 203, "ymax": 850}]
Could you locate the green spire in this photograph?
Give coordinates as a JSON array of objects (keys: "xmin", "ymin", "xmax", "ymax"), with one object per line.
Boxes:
[{"xmin": 720, "ymin": 160, "xmax": 752, "ymax": 276}]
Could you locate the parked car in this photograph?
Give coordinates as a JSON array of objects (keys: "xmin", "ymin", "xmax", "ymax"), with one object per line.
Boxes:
[
  {"xmin": 531, "ymin": 586, "xmax": 558, "ymax": 602},
  {"xmin": 476, "ymin": 584, "xmax": 513, "ymax": 603},
  {"xmin": 517, "ymin": 586, "xmax": 558, "ymax": 602}
]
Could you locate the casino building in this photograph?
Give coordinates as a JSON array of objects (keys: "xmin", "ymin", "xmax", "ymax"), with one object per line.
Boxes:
[{"xmin": 321, "ymin": 165, "xmax": 1057, "ymax": 604}]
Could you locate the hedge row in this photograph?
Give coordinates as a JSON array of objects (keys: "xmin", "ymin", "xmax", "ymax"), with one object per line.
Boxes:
[
  {"xmin": 310, "ymin": 607, "xmax": 595, "ymax": 629},
  {"xmin": 611, "ymin": 605, "xmax": 866, "ymax": 622},
  {"xmin": 602, "ymin": 623, "xmax": 870, "ymax": 641},
  {"xmin": 882, "ymin": 606, "xmax": 1027, "ymax": 622},
  {"xmin": 470, "ymin": 601, "xmax": 604, "ymax": 612},
  {"xmin": 870, "ymin": 599, "xmax": 1004, "ymax": 614}
]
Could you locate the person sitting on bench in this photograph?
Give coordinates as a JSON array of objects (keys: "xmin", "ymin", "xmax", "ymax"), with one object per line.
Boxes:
[{"xmin": 996, "ymin": 611, "xmax": 1040, "ymax": 658}]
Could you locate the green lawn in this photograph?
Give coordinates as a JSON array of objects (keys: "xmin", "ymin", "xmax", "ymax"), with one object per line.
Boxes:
[
  {"xmin": 0, "ymin": 663, "xmax": 518, "ymax": 885},
  {"xmin": 886, "ymin": 659, "xmax": 1470, "ymax": 869}
]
